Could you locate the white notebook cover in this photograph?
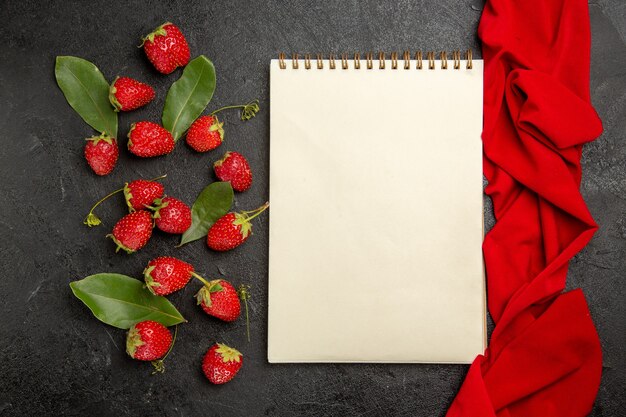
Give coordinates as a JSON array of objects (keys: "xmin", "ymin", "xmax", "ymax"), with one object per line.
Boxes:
[{"xmin": 268, "ymin": 58, "xmax": 485, "ymax": 363}]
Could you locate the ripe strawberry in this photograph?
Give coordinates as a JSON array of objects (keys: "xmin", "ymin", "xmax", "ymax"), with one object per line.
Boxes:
[
  {"xmin": 84, "ymin": 134, "xmax": 118, "ymax": 176},
  {"xmin": 152, "ymin": 197, "xmax": 192, "ymax": 234},
  {"xmin": 213, "ymin": 151, "xmax": 252, "ymax": 192},
  {"xmin": 202, "ymin": 343, "xmax": 243, "ymax": 384},
  {"xmin": 185, "ymin": 100, "xmax": 260, "ymax": 152},
  {"xmin": 109, "ymin": 77, "xmax": 155, "ymax": 112},
  {"xmin": 207, "ymin": 203, "xmax": 269, "ymax": 251},
  {"xmin": 141, "ymin": 22, "xmax": 190, "ymax": 74},
  {"xmin": 127, "ymin": 121, "xmax": 175, "ymax": 158},
  {"xmin": 196, "ymin": 279, "xmax": 241, "ymax": 322},
  {"xmin": 107, "ymin": 210, "xmax": 153, "ymax": 254},
  {"xmin": 186, "ymin": 115, "xmax": 224, "ymax": 152},
  {"xmin": 124, "ymin": 179, "xmax": 164, "ymax": 212},
  {"xmin": 144, "ymin": 256, "xmax": 194, "ymax": 296},
  {"xmin": 126, "ymin": 320, "xmax": 172, "ymax": 361}
]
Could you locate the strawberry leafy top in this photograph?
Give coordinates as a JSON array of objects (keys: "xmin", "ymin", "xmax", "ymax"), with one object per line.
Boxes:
[
  {"xmin": 141, "ymin": 22, "xmax": 171, "ymax": 45},
  {"xmin": 216, "ymin": 343, "xmax": 242, "ymax": 363},
  {"xmin": 233, "ymin": 213, "xmax": 253, "ymax": 239},
  {"xmin": 195, "ymin": 280, "xmax": 224, "ymax": 308},
  {"xmin": 126, "ymin": 326, "xmax": 144, "ymax": 357}
]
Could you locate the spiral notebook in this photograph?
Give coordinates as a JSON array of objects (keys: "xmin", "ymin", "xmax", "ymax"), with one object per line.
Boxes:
[{"xmin": 268, "ymin": 51, "xmax": 485, "ymax": 363}]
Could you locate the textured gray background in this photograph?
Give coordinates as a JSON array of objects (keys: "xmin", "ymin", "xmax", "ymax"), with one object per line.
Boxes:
[{"xmin": 1, "ymin": 0, "xmax": 624, "ymax": 416}]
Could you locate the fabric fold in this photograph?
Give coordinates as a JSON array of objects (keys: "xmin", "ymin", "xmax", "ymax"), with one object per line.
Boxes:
[{"xmin": 446, "ymin": 0, "xmax": 603, "ymax": 415}]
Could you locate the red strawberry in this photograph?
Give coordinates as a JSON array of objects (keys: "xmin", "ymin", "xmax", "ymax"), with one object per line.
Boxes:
[
  {"xmin": 109, "ymin": 77, "xmax": 155, "ymax": 112},
  {"xmin": 196, "ymin": 279, "xmax": 241, "ymax": 322},
  {"xmin": 128, "ymin": 121, "xmax": 175, "ymax": 158},
  {"xmin": 107, "ymin": 210, "xmax": 153, "ymax": 253},
  {"xmin": 144, "ymin": 256, "xmax": 194, "ymax": 296},
  {"xmin": 84, "ymin": 134, "xmax": 118, "ymax": 176},
  {"xmin": 126, "ymin": 320, "xmax": 172, "ymax": 361},
  {"xmin": 213, "ymin": 151, "xmax": 252, "ymax": 192},
  {"xmin": 186, "ymin": 115, "xmax": 224, "ymax": 152},
  {"xmin": 202, "ymin": 343, "xmax": 243, "ymax": 384},
  {"xmin": 124, "ymin": 179, "xmax": 164, "ymax": 211},
  {"xmin": 207, "ymin": 203, "xmax": 269, "ymax": 251},
  {"xmin": 152, "ymin": 197, "xmax": 192, "ymax": 234},
  {"xmin": 142, "ymin": 22, "xmax": 190, "ymax": 74}
]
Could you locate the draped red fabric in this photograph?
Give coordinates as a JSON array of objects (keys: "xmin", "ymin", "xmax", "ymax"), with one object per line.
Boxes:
[{"xmin": 446, "ymin": 0, "xmax": 603, "ymax": 416}]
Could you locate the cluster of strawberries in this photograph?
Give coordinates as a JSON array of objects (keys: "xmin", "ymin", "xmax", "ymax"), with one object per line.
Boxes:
[
  {"xmin": 84, "ymin": 174, "xmax": 268, "ymax": 254},
  {"xmin": 83, "ymin": 175, "xmax": 190, "ymax": 252},
  {"xmin": 127, "ymin": 256, "xmax": 248, "ymax": 383},
  {"xmin": 83, "ymin": 171, "xmax": 263, "ymax": 383},
  {"xmin": 82, "ymin": 21, "xmax": 263, "ymax": 254},
  {"xmin": 83, "ymin": 21, "xmax": 255, "ymax": 197},
  {"xmin": 75, "ymin": 22, "xmax": 268, "ymax": 384}
]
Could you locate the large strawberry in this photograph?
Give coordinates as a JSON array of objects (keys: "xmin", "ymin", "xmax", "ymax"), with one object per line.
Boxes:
[
  {"xmin": 186, "ymin": 115, "xmax": 224, "ymax": 152},
  {"xmin": 213, "ymin": 151, "xmax": 252, "ymax": 192},
  {"xmin": 152, "ymin": 197, "xmax": 192, "ymax": 234},
  {"xmin": 83, "ymin": 175, "xmax": 166, "ymax": 227},
  {"xmin": 141, "ymin": 22, "xmax": 190, "ymax": 74},
  {"xmin": 107, "ymin": 210, "xmax": 153, "ymax": 253},
  {"xmin": 143, "ymin": 256, "xmax": 218, "ymax": 297},
  {"xmin": 202, "ymin": 343, "xmax": 243, "ymax": 384},
  {"xmin": 195, "ymin": 279, "xmax": 241, "ymax": 322},
  {"xmin": 207, "ymin": 203, "xmax": 269, "ymax": 251},
  {"xmin": 128, "ymin": 121, "xmax": 175, "ymax": 157},
  {"xmin": 124, "ymin": 179, "xmax": 165, "ymax": 212},
  {"xmin": 126, "ymin": 320, "xmax": 172, "ymax": 361},
  {"xmin": 109, "ymin": 77, "xmax": 155, "ymax": 112},
  {"xmin": 144, "ymin": 256, "xmax": 194, "ymax": 296},
  {"xmin": 84, "ymin": 133, "xmax": 118, "ymax": 176}
]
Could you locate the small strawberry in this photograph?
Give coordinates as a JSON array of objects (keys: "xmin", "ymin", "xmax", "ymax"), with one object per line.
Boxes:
[
  {"xmin": 151, "ymin": 197, "xmax": 192, "ymax": 234},
  {"xmin": 202, "ymin": 343, "xmax": 243, "ymax": 384},
  {"xmin": 83, "ymin": 174, "xmax": 166, "ymax": 227},
  {"xmin": 128, "ymin": 121, "xmax": 175, "ymax": 158},
  {"xmin": 207, "ymin": 203, "xmax": 269, "ymax": 251},
  {"xmin": 141, "ymin": 22, "xmax": 190, "ymax": 74},
  {"xmin": 144, "ymin": 256, "xmax": 194, "ymax": 296},
  {"xmin": 196, "ymin": 279, "xmax": 241, "ymax": 322},
  {"xmin": 107, "ymin": 210, "xmax": 153, "ymax": 254},
  {"xmin": 186, "ymin": 115, "xmax": 224, "ymax": 152},
  {"xmin": 185, "ymin": 100, "xmax": 260, "ymax": 152},
  {"xmin": 109, "ymin": 77, "xmax": 155, "ymax": 112},
  {"xmin": 124, "ymin": 179, "xmax": 165, "ymax": 212},
  {"xmin": 126, "ymin": 320, "xmax": 172, "ymax": 362},
  {"xmin": 213, "ymin": 152, "xmax": 252, "ymax": 192},
  {"xmin": 84, "ymin": 133, "xmax": 118, "ymax": 176}
]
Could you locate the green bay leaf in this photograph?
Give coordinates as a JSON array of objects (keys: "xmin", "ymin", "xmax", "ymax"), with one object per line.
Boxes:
[
  {"xmin": 70, "ymin": 273, "xmax": 186, "ymax": 329},
  {"xmin": 55, "ymin": 56, "xmax": 117, "ymax": 137},
  {"xmin": 179, "ymin": 181, "xmax": 233, "ymax": 246},
  {"xmin": 162, "ymin": 55, "xmax": 216, "ymax": 141}
]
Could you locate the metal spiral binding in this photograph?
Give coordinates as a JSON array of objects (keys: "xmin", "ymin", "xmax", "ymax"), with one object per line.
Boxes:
[{"xmin": 277, "ymin": 50, "xmax": 473, "ymax": 70}]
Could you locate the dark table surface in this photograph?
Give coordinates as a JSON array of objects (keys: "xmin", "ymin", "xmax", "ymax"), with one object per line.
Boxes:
[{"xmin": 1, "ymin": 1, "xmax": 624, "ymax": 416}]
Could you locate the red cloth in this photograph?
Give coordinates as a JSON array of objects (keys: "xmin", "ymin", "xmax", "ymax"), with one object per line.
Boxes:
[{"xmin": 446, "ymin": 0, "xmax": 603, "ymax": 416}]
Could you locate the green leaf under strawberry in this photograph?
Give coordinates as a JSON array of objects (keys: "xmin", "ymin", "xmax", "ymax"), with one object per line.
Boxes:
[
  {"xmin": 55, "ymin": 56, "xmax": 118, "ymax": 137},
  {"xmin": 70, "ymin": 273, "xmax": 186, "ymax": 329}
]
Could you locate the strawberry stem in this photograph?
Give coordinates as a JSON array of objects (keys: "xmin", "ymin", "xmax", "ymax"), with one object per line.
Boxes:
[
  {"xmin": 147, "ymin": 174, "xmax": 168, "ymax": 182},
  {"xmin": 210, "ymin": 100, "xmax": 260, "ymax": 121},
  {"xmin": 83, "ymin": 174, "xmax": 167, "ymax": 227},
  {"xmin": 190, "ymin": 271, "xmax": 211, "ymax": 287},
  {"xmin": 241, "ymin": 202, "xmax": 270, "ymax": 222},
  {"xmin": 238, "ymin": 285, "xmax": 251, "ymax": 342},
  {"xmin": 84, "ymin": 188, "xmax": 123, "ymax": 227},
  {"xmin": 151, "ymin": 324, "xmax": 177, "ymax": 375}
]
